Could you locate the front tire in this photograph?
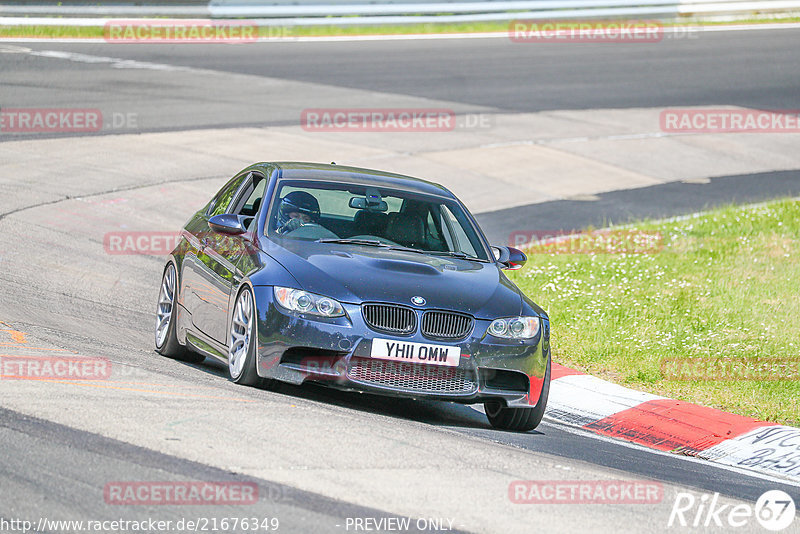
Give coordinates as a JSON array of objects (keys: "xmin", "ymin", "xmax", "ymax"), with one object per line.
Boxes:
[
  {"xmin": 155, "ymin": 263, "xmax": 204, "ymax": 363},
  {"xmin": 228, "ymin": 286, "xmax": 262, "ymax": 387},
  {"xmin": 484, "ymin": 356, "xmax": 551, "ymax": 432}
]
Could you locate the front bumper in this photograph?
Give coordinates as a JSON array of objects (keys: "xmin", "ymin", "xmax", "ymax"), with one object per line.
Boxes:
[{"xmin": 252, "ymin": 286, "xmax": 550, "ymax": 408}]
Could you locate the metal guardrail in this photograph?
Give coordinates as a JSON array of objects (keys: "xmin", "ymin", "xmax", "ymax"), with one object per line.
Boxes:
[{"xmin": 1, "ymin": 0, "xmax": 799, "ymax": 24}]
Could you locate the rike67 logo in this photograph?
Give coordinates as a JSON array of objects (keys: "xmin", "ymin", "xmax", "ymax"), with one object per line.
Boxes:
[{"xmin": 668, "ymin": 490, "xmax": 796, "ymax": 531}]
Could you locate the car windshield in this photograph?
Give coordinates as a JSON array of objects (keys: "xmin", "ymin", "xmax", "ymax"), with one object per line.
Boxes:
[{"xmin": 268, "ymin": 180, "xmax": 490, "ymax": 261}]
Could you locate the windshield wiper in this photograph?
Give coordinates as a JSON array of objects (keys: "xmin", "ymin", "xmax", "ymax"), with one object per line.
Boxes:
[
  {"xmin": 317, "ymin": 238, "xmax": 389, "ymax": 247},
  {"xmin": 318, "ymin": 240, "xmax": 487, "ymax": 262},
  {"xmin": 318, "ymin": 239, "xmax": 424, "ymax": 254},
  {"xmin": 428, "ymin": 250, "xmax": 490, "ymax": 262},
  {"xmin": 387, "ymin": 245, "xmax": 426, "ymax": 254},
  {"xmin": 389, "ymin": 247, "xmax": 490, "ymax": 262}
]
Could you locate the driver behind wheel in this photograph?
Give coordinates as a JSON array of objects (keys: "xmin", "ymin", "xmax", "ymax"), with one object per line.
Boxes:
[{"xmin": 277, "ymin": 191, "xmax": 321, "ymax": 234}]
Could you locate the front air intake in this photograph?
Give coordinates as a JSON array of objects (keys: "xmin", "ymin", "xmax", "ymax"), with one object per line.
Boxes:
[
  {"xmin": 362, "ymin": 303, "xmax": 417, "ymax": 335},
  {"xmin": 421, "ymin": 310, "xmax": 474, "ymax": 340}
]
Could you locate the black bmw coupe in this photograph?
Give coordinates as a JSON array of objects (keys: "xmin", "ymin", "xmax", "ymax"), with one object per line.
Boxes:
[{"xmin": 155, "ymin": 162, "xmax": 551, "ymax": 431}]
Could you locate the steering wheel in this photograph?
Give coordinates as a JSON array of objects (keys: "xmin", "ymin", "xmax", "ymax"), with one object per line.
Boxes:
[{"xmin": 283, "ymin": 223, "xmax": 338, "ymax": 240}]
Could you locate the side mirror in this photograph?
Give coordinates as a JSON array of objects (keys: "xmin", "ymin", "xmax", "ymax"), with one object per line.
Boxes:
[
  {"xmin": 492, "ymin": 246, "xmax": 527, "ymax": 270},
  {"xmin": 208, "ymin": 214, "xmax": 245, "ymax": 235}
]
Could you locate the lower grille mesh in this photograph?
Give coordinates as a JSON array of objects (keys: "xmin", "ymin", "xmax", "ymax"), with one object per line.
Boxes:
[{"xmin": 347, "ymin": 357, "xmax": 477, "ymax": 394}]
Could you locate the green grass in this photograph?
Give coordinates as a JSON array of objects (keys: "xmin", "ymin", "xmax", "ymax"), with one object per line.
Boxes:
[
  {"xmin": 510, "ymin": 199, "xmax": 800, "ymax": 426},
  {"xmin": 0, "ymin": 21, "xmax": 505, "ymax": 40},
  {"xmin": 1, "ymin": 16, "xmax": 799, "ymax": 40}
]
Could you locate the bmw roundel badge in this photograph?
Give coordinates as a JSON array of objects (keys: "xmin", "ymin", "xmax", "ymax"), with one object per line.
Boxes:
[{"xmin": 411, "ymin": 296, "xmax": 426, "ymax": 306}]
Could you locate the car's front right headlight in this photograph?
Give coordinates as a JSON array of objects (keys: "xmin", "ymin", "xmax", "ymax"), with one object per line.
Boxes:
[
  {"xmin": 487, "ymin": 316, "xmax": 540, "ymax": 339},
  {"xmin": 273, "ymin": 287, "xmax": 345, "ymax": 318}
]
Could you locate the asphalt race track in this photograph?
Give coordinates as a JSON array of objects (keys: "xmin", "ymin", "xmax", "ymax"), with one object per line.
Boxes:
[
  {"xmin": 4, "ymin": 28, "xmax": 800, "ymax": 127},
  {"xmin": 1, "ymin": 26, "xmax": 799, "ymax": 533}
]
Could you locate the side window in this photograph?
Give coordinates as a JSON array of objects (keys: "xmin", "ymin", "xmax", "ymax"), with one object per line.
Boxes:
[
  {"xmin": 229, "ymin": 175, "xmax": 266, "ymax": 216},
  {"xmin": 234, "ymin": 176, "xmax": 266, "ymax": 231},
  {"xmin": 442, "ymin": 205, "xmax": 479, "ymax": 257},
  {"xmin": 439, "ymin": 210, "xmax": 456, "ymax": 251},
  {"xmin": 208, "ymin": 174, "xmax": 248, "ymax": 217},
  {"xmin": 384, "ymin": 197, "xmax": 403, "ymax": 214},
  {"xmin": 241, "ymin": 179, "xmax": 266, "ymax": 215},
  {"xmin": 426, "ymin": 209, "xmax": 442, "ymax": 241}
]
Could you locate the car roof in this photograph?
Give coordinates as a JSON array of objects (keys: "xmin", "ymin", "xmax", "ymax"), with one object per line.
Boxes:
[{"xmin": 254, "ymin": 162, "xmax": 457, "ymax": 199}]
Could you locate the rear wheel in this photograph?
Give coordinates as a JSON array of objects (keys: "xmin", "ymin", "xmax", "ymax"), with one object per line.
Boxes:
[
  {"xmin": 155, "ymin": 263, "xmax": 204, "ymax": 363},
  {"xmin": 228, "ymin": 286, "xmax": 262, "ymax": 387},
  {"xmin": 484, "ymin": 356, "xmax": 551, "ymax": 432}
]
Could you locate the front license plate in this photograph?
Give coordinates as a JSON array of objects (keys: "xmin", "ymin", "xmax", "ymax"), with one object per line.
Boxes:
[{"xmin": 370, "ymin": 338, "xmax": 460, "ymax": 367}]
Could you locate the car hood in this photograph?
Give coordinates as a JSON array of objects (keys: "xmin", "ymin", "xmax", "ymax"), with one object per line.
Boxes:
[{"xmin": 263, "ymin": 240, "xmax": 523, "ymax": 319}]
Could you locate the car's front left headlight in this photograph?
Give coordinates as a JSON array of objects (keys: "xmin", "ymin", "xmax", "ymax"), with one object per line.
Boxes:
[
  {"xmin": 487, "ymin": 316, "xmax": 540, "ymax": 339},
  {"xmin": 273, "ymin": 287, "xmax": 345, "ymax": 318}
]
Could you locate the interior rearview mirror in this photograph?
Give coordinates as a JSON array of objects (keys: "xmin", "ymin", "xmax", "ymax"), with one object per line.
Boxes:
[{"xmin": 349, "ymin": 197, "xmax": 388, "ymax": 211}]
